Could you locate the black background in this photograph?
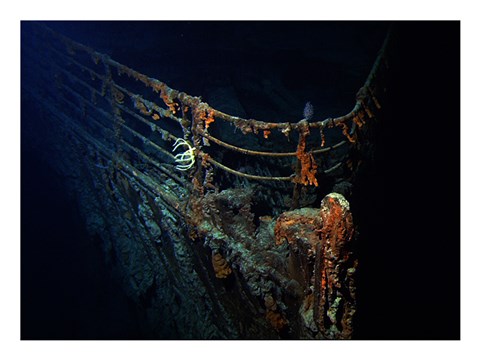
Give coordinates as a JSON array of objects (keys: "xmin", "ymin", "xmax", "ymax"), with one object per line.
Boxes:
[{"xmin": 354, "ymin": 21, "xmax": 460, "ymax": 339}]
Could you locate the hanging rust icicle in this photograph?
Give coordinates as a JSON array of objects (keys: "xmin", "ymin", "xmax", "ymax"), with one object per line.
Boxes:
[{"xmin": 294, "ymin": 120, "xmax": 319, "ymax": 187}]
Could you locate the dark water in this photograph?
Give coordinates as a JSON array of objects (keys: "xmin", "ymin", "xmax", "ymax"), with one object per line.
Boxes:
[
  {"xmin": 21, "ymin": 149, "xmax": 144, "ymax": 339},
  {"xmin": 20, "ymin": 21, "xmax": 459, "ymax": 340},
  {"xmin": 353, "ymin": 22, "xmax": 460, "ymax": 340}
]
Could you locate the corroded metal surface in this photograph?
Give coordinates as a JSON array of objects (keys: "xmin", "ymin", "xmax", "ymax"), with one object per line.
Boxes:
[{"xmin": 274, "ymin": 193, "xmax": 357, "ymax": 339}]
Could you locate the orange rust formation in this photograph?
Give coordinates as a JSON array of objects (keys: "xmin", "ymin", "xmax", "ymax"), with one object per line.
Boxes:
[
  {"xmin": 274, "ymin": 208, "xmax": 321, "ymax": 252},
  {"xmin": 352, "ymin": 114, "xmax": 365, "ymax": 128},
  {"xmin": 205, "ymin": 109, "xmax": 215, "ymax": 129},
  {"xmin": 158, "ymin": 85, "xmax": 178, "ymax": 115},
  {"xmin": 319, "ymin": 194, "xmax": 354, "ymax": 256},
  {"xmin": 314, "ymin": 193, "xmax": 356, "ymax": 339},
  {"xmin": 274, "ymin": 193, "xmax": 357, "ymax": 339},
  {"xmin": 212, "ymin": 252, "xmax": 232, "ymax": 279},
  {"xmin": 320, "ymin": 128, "xmax": 326, "ymax": 147},
  {"xmin": 339, "ymin": 122, "xmax": 357, "ymax": 143},
  {"xmin": 294, "ymin": 129, "xmax": 319, "ymax": 187}
]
